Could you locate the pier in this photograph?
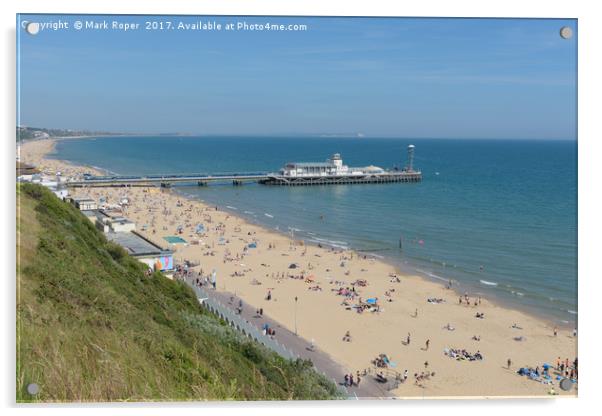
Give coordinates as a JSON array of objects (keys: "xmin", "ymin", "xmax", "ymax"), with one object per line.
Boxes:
[
  {"xmin": 66, "ymin": 170, "xmax": 421, "ymax": 188},
  {"xmin": 66, "ymin": 146, "xmax": 422, "ymax": 188}
]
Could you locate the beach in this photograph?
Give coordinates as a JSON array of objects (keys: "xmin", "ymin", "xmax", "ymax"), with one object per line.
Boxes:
[{"xmin": 18, "ymin": 138, "xmax": 578, "ymax": 398}]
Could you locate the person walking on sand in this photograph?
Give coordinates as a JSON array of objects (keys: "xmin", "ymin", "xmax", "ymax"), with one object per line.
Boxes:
[
  {"xmin": 507, "ymin": 358, "xmax": 512, "ymax": 369},
  {"xmin": 553, "ymin": 326, "xmax": 558, "ymax": 337},
  {"xmin": 356, "ymin": 371, "xmax": 361, "ymax": 387},
  {"xmin": 406, "ymin": 332, "xmax": 411, "ymax": 345},
  {"xmin": 425, "ymin": 339, "xmax": 430, "ymax": 350}
]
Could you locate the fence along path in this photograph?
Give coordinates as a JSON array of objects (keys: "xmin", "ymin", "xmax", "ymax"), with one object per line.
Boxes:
[{"xmin": 183, "ymin": 276, "xmax": 393, "ymax": 399}]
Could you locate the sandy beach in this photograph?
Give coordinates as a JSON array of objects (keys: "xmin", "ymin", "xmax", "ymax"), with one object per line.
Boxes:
[{"xmin": 18, "ymin": 138, "xmax": 578, "ymax": 398}]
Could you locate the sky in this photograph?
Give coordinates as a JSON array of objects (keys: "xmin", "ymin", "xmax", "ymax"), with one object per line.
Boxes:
[{"xmin": 17, "ymin": 15, "xmax": 577, "ymax": 139}]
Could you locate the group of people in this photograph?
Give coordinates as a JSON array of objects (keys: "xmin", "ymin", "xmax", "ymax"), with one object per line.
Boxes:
[
  {"xmin": 261, "ymin": 323, "xmax": 276, "ymax": 338},
  {"xmin": 557, "ymin": 357, "xmax": 578, "ymax": 380},
  {"xmin": 413, "ymin": 371, "xmax": 435, "ymax": 386},
  {"xmin": 459, "ymin": 294, "xmax": 482, "ymax": 307},
  {"xmin": 372, "ymin": 353, "xmax": 393, "ymax": 368},
  {"xmin": 444, "ymin": 347, "xmax": 484, "ymax": 361},
  {"xmin": 343, "ymin": 371, "xmax": 361, "ymax": 388}
]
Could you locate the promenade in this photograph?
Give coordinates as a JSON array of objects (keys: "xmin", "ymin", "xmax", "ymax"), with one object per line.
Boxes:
[{"xmin": 183, "ymin": 275, "xmax": 394, "ymax": 400}]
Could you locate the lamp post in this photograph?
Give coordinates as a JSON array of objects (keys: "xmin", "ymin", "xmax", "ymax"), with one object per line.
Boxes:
[{"xmin": 294, "ymin": 296, "xmax": 298, "ymax": 336}]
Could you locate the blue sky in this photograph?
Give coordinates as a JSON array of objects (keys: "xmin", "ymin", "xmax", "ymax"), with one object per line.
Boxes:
[{"xmin": 17, "ymin": 15, "xmax": 577, "ymax": 139}]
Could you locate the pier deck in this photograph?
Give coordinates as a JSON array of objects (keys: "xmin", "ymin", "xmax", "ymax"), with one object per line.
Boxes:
[
  {"xmin": 66, "ymin": 171, "xmax": 422, "ymax": 188},
  {"xmin": 67, "ymin": 173, "xmax": 269, "ymax": 188}
]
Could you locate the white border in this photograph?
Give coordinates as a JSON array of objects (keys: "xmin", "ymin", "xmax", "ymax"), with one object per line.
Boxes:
[{"xmin": 2, "ymin": 1, "xmax": 600, "ymax": 416}]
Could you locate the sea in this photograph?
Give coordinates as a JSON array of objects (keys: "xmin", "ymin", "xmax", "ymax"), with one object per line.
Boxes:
[{"xmin": 50, "ymin": 136, "xmax": 578, "ymax": 326}]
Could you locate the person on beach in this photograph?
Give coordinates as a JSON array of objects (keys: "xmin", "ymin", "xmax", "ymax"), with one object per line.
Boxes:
[
  {"xmin": 344, "ymin": 374, "xmax": 349, "ymax": 387},
  {"xmin": 507, "ymin": 358, "xmax": 512, "ymax": 369},
  {"xmin": 343, "ymin": 330, "xmax": 352, "ymax": 342},
  {"xmin": 356, "ymin": 371, "xmax": 361, "ymax": 387},
  {"xmin": 406, "ymin": 333, "xmax": 411, "ymax": 345},
  {"xmin": 425, "ymin": 339, "xmax": 430, "ymax": 350},
  {"xmin": 554, "ymin": 327, "xmax": 558, "ymax": 337}
]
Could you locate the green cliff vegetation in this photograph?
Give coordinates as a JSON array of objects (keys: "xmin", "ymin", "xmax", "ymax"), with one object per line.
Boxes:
[{"xmin": 16, "ymin": 183, "xmax": 341, "ymax": 402}]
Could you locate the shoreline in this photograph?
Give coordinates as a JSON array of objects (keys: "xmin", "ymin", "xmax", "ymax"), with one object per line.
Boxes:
[
  {"xmin": 184, "ymin": 189, "xmax": 575, "ymax": 330},
  {"xmin": 18, "ymin": 137, "xmax": 578, "ymax": 398}
]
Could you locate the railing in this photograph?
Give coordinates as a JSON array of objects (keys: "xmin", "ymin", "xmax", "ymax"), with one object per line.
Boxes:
[
  {"xmin": 182, "ymin": 277, "xmax": 351, "ymax": 398},
  {"xmin": 186, "ymin": 281, "xmax": 297, "ymax": 360}
]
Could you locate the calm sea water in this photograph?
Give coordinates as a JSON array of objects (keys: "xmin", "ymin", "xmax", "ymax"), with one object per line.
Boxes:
[{"xmin": 51, "ymin": 136, "xmax": 577, "ymax": 325}]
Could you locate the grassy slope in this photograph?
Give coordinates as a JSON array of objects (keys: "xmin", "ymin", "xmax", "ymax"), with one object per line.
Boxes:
[{"xmin": 16, "ymin": 184, "xmax": 340, "ymax": 402}]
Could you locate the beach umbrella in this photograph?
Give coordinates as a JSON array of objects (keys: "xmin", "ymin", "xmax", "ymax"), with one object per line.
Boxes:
[
  {"xmin": 366, "ymin": 298, "xmax": 377, "ymax": 305},
  {"xmin": 289, "ymin": 263, "xmax": 298, "ymax": 269}
]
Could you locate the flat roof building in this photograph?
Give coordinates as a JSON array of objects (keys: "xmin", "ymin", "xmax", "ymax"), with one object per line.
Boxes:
[
  {"xmin": 106, "ymin": 231, "xmax": 174, "ymax": 272},
  {"xmin": 81, "ymin": 209, "xmax": 136, "ymax": 233},
  {"xmin": 71, "ymin": 197, "xmax": 97, "ymax": 211}
]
